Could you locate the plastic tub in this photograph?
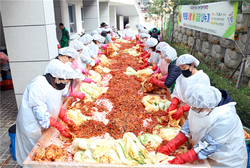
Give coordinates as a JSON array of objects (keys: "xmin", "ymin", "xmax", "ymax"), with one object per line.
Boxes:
[
  {"xmin": 0, "ymin": 79, "xmax": 13, "ymax": 90},
  {"xmin": 243, "ymin": 126, "xmax": 250, "ymax": 145}
]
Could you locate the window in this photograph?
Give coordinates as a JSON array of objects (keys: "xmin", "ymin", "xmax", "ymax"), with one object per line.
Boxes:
[
  {"xmin": 81, "ymin": 7, "xmax": 84, "ymax": 28},
  {"xmin": 68, "ymin": 4, "xmax": 76, "ymax": 33}
]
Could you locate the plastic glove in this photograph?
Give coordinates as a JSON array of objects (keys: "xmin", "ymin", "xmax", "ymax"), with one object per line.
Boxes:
[
  {"xmin": 135, "ymin": 40, "xmax": 142, "ymax": 46},
  {"xmin": 153, "ymin": 67, "xmax": 161, "ymax": 75},
  {"xmin": 68, "ymin": 89, "xmax": 85, "ymax": 101},
  {"xmin": 166, "ymin": 97, "xmax": 179, "ymax": 115},
  {"xmin": 98, "ymin": 51, "xmax": 104, "ymax": 55},
  {"xmin": 58, "ymin": 107, "xmax": 75, "ymax": 126},
  {"xmin": 81, "ymin": 68, "xmax": 91, "ymax": 76},
  {"xmin": 83, "ymin": 77, "xmax": 97, "ymax": 84},
  {"xmin": 139, "ymin": 62, "xmax": 149, "ymax": 70},
  {"xmin": 157, "ymin": 132, "xmax": 188, "ymax": 155},
  {"xmin": 124, "ymin": 37, "xmax": 127, "ymax": 40},
  {"xmin": 136, "ymin": 48, "xmax": 140, "ymax": 52},
  {"xmin": 160, "ymin": 75, "xmax": 167, "ymax": 81},
  {"xmin": 101, "ymin": 44, "xmax": 109, "ymax": 49},
  {"xmin": 95, "ymin": 59, "xmax": 101, "ymax": 65},
  {"xmin": 139, "ymin": 44, "xmax": 145, "ymax": 47},
  {"xmin": 130, "ymin": 36, "xmax": 132, "ymax": 41},
  {"xmin": 149, "ymin": 77, "xmax": 165, "ymax": 88},
  {"xmin": 172, "ymin": 104, "xmax": 190, "ymax": 120},
  {"xmin": 151, "ymin": 66, "xmax": 158, "ymax": 71},
  {"xmin": 136, "ymin": 35, "xmax": 139, "ymax": 40},
  {"xmin": 168, "ymin": 148, "xmax": 198, "ymax": 164},
  {"xmin": 50, "ymin": 117, "xmax": 72, "ymax": 139},
  {"xmin": 138, "ymin": 51, "xmax": 148, "ymax": 58},
  {"xmin": 142, "ymin": 53, "xmax": 151, "ymax": 62}
]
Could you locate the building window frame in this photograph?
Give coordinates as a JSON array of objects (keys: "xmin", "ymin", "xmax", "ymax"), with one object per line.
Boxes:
[
  {"xmin": 81, "ymin": 6, "xmax": 84, "ymax": 28},
  {"xmin": 68, "ymin": 4, "xmax": 76, "ymax": 33}
]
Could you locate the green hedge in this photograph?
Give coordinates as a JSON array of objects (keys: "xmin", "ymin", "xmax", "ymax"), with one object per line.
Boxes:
[{"xmin": 162, "ymin": 39, "xmax": 250, "ymax": 128}]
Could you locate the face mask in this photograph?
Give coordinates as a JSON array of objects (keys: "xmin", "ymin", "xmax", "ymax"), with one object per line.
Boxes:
[
  {"xmin": 141, "ymin": 39, "xmax": 146, "ymax": 43},
  {"xmin": 55, "ymin": 83, "xmax": 66, "ymax": 90},
  {"xmin": 182, "ymin": 66, "xmax": 192, "ymax": 78},
  {"xmin": 66, "ymin": 61, "xmax": 72, "ymax": 66}
]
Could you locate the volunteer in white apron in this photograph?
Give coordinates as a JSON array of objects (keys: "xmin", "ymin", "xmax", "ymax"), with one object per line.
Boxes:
[
  {"xmin": 158, "ymin": 84, "xmax": 247, "ymax": 168},
  {"xmin": 149, "ymin": 45, "xmax": 181, "ymax": 93},
  {"xmin": 15, "ymin": 60, "xmax": 81, "ymax": 166},
  {"xmin": 89, "ymin": 34, "xmax": 105, "ymax": 58},
  {"xmin": 166, "ymin": 54, "xmax": 210, "ymax": 120},
  {"xmin": 137, "ymin": 33, "xmax": 150, "ymax": 57},
  {"xmin": 122, "ymin": 24, "xmax": 135, "ymax": 40}
]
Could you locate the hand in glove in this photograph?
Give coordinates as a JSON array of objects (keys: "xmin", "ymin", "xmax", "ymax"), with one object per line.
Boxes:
[
  {"xmin": 50, "ymin": 117, "xmax": 72, "ymax": 139},
  {"xmin": 160, "ymin": 75, "xmax": 167, "ymax": 81},
  {"xmin": 153, "ymin": 67, "xmax": 161, "ymax": 75},
  {"xmin": 83, "ymin": 77, "xmax": 97, "ymax": 84},
  {"xmin": 58, "ymin": 107, "xmax": 75, "ymax": 126},
  {"xmin": 166, "ymin": 97, "xmax": 179, "ymax": 115},
  {"xmin": 136, "ymin": 35, "xmax": 139, "ymax": 40},
  {"xmin": 71, "ymin": 60, "xmax": 79, "ymax": 70},
  {"xmin": 139, "ymin": 62, "xmax": 149, "ymax": 70},
  {"xmin": 81, "ymin": 68, "xmax": 91, "ymax": 76},
  {"xmin": 139, "ymin": 44, "xmax": 145, "ymax": 47},
  {"xmin": 68, "ymin": 89, "xmax": 85, "ymax": 101},
  {"xmin": 124, "ymin": 37, "xmax": 127, "ymax": 40},
  {"xmin": 101, "ymin": 44, "xmax": 109, "ymax": 49},
  {"xmin": 151, "ymin": 66, "xmax": 158, "ymax": 71},
  {"xmin": 168, "ymin": 148, "xmax": 198, "ymax": 164},
  {"xmin": 138, "ymin": 51, "xmax": 148, "ymax": 58},
  {"xmin": 149, "ymin": 77, "xmax": 165, "ymax": 88},
  {"xmin": 142, "ymin": 53, "xmax": 150, "ymax": 62},
  {"xmin": 130, "ymin": 36, "xmax": 132, "ymax": 41},
  {"xmin": 98, "ymin": 51, "xmax": 104, "ymax": 55},
  {"xmin": 172, "ymin": 104, "xmax": 190, "ymax": 120},
  {"xmin": 95, "ymin": 59, "xmax": 101, "ymax": 65},
  {"xmin": 157, "ymin": 132, "xmax": 188, "ymax": 155}
]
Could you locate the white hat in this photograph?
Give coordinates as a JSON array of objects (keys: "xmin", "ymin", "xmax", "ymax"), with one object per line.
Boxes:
[
  {"xmin": 69, "ymin": 40, "xmax": 84, "ymax": 51},
  {"xmin": 79, "ymin": 34, "xmax": 93, "ymax": 45},
  {"xmin": 45, "ymin": 59, "xmax": 79, "ymax": 79},
  {"xmin": 59, "ymin": 47, "xmax": 79, "ymax": 59},
  {"xmin": 176, "ymin": 54, "xmax": 200, "ymax": 67},
  {"xmin": 145, "ymin": 38, "xmax": 158, "ymax": 47},
  {"xmin": 139, "ymin": 33, "xmax": 150, "ymax": 39},
  {"xmin": 125, "ymin": 24, "xmax": 130, "ymax": 28},
  {"xmin": 91, "ymin": 30, "xmax": 98, "ymax": 36},
  {"xmin": 96, "ymin": 28, "xmax": 102, "ymax": 34},
  {"xmin": 161, "ymin": 46, "xmax": 177, "ymax": 60},
  {"xmin": 186, "ymin": 84, "xmax": 222, "ymax": 108},
  {"xmin": 93, "ymin": 34, "xmax": 105, "ymax": 43},
  {"xmin": 156, "ymin": 42, "xmax": 170, "ymax": 52}
]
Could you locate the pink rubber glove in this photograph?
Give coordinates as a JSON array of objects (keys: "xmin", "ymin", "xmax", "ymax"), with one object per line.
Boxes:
[
  {"xmin": 160, "ymin": 75, "xmax": 168, "ymax": 81},
  {"xmin": 81, "ymin": 68, "xmax": 91, "ymax": 76},
  {"xmin": 153, "ymin": 67, "xmax": 161, "ymax": 75},
  {"xmin": 124, "ymin": 37, "xmax": 127, "ymax": 40},
  {"xmin": 130, "ymin": 36, "xmax": 132, "ymax": 41},
  {"xmin": 83, "ymin": 77, "xmax": 97, "ymax": 84},
  {"xmin": 71, "ymin": 60, "xmax": 79, "ymax": 70},
  {"xmin": 101, "ymin": 44, "xmax": 109, "ymax": 49},
  {"xmin": 98, "ymin": 51, "xmax": 104, "ymax": 55},
  {"xmin": 68, "ymin": 89, "xmax": 85, "ymax": 101},
  {"xmin": 95, "ymin": 59, "xmax": 101, "ymax": 65}
]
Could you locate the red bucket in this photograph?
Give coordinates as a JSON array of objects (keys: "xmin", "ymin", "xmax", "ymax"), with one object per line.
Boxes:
[{"xmin": 0, "ymin": 79, "xmax": 14, "ymax": 90}]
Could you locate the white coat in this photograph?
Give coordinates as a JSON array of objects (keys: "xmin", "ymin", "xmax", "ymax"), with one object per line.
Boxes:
[
  {"xmin": 122, "ymin": 28, "xmax": 135, "ymax": 39},
  {"xmin": 171, "ymin": 70, "xmax": 210, "ymax": 103},
  {"xmin": 15, "ymin": 76, "xmax": 64, "ymax": 166}
]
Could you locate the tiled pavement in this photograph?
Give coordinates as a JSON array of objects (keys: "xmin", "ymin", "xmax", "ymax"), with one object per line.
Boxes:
[{"xmin": 0, "ymin": 89, "xmax": 20, "ymax": 168}]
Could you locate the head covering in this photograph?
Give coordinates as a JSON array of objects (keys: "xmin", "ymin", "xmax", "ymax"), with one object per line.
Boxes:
[
  {"xmin": 93, "ymin": 34, "xmax": 105, "ymax": 43},
  {"xmin": 138, "ymin": 27, "xmax": 148, "ymax": 34},
  {"xmin": 125, "ymin": 24, "xmax": 130, "ymax": 28},
  {"xmin": 91, "ymin": 30, "xmax": 98, "ymax": 36},
  {"xmin": 139, "ymin": 33, "xmax": 150, "ymax": 39},
  {"xmin": 176, "ymin": 54, "xmax": 200, "ymax": 67},
  {"xmin": 136, "ymin": 23, "xmax": 140, "ymax": 28},
  {"xmin": 59, "ymin": 47, "xmax": 79, "ymax": 59},
  {"xmin": 96, "ymin": 28, "xmax": 102, "ymax": 34},
  {"xmin": 156, "ymin": 42, "xmax": 170, "ymax": 52},
  {"xmin": 45, "ymin": 59, "xmax": 79, "ymax": 79},
  {"xmin": 185, "ymin": 84, "xmax": 222, "ymax": 108},
  {"xmin": 79, "ymin": 34, "xmax": 93, "ymax": 45},
  {"xmin": 145, "ymin": 38, "xmax": 158, "ymax": 47},
  {"xmin": 102, "ymin": 28, "xmax": 110, "ymax": 33},
  {"xmin": 69, "ymin": 40, "xmax": 84, "ymax": 51},
  {"xmin": 161, "ymin": 46, "xmax": 177, "ymax": 60}
]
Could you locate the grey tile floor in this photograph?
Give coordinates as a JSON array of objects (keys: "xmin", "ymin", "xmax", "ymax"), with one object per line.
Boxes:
[{"xmin": 0, "ymin": 89, "xmax": 20, "ymax": 168}]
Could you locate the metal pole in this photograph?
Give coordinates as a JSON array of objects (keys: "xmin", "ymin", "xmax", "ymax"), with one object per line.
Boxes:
[
  {"xmin": 193, "ymin": 31, "xmax": 197, "ymax": 57},
  {"xmin": 236, "ymin": 20, "xmax": 250, "ymax": 89},
  {"xmin": 171, "ymin": 11, "xmax": 175, "ymax": 44}
]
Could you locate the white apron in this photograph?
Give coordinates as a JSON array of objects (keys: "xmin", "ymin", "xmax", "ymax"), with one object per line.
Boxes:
[
  {"xmin": 188, "ymin": 103, "xmax": 247, "ymax": 168},
  {"xmin": 15, "ymin": 76, "xmax": 63, "ymax": 166}
]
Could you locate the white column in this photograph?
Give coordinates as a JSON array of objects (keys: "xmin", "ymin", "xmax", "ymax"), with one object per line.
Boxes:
[
  {"xmin": 129, "ymin": 16, "xmax": 139, "ymax": 30},
  {"xmin": 99, "ymin": 2, "xmax": 109, "ymax": 25},
  {"xmin": 1, "ymin": 0, "xmax": 58, "ymax": 108},
  {"xmin": 119, "ymin": 16, "xmax": 124, "ymax": 30},
  {"xmin": 109, "ymin": 6, "xmax": 117, "ymax": 28},
  {"xmin": 82, "ymin": 0, "xmax": 100, "ymax": 34}
]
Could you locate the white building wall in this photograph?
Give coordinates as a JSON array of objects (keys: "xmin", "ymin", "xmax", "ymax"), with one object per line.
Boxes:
[
  {"xmin": 129, "ymin": 15, "xmax": 139, "ymax": 30},
  {"xmin": 109, "ymin": 6, "xmax": 117, "ymax": 28},
  {"xmin": 0, "ymin": 12, "xmax": 6, "ymax": 47},
  {"xmin": 99, "ymin": 2, "xmax": 109, "ymax": 25},
  {"xmin": 1, "ymin": 0, "xmax": 58, "ymax": 108},
  {"xmin": 118, "ymin": 16, "xmax": 124, "ymax": 30}
]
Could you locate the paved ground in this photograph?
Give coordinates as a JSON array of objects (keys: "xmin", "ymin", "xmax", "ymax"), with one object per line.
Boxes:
[{"xmin": 0, "ymin": 89, "xmax": 20, "ymax": 168}]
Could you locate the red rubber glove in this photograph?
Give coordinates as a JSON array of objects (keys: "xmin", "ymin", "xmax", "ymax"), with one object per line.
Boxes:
[
  {"xmin": 160, "ymin": 75, "xmax": 167, "ymax": 81},
  {"xmin": 68, "ymin": 89, "xmax": 85, "ymax": 101},
  {"xmin": 58, "ymin": 107, "xmax": 75, "ymax": 126},
  {"xmin": 149, "ymin": 77, "xmax": 165, "ymax": 88},
  {"xmin": 139, "ymin": 44, "xmax": 145, "ymax": 47},
  {"xmin": 166, "ymin": 97, "xmax": 179, "ymax": 115},
  {"xmin": 135, "ymin": 40, "xmax": 142, "ymax": 46},
  {"xmin": 168, "ymin": 148, "xmax": 198, "ymax": 164},
  {"xmin": 142, "ymin": 53, "xmax": 150, "ymax": 62},
  {"xmin": 83, "ymin": 77, "xmax": 97, "ymax": 84},
  {"xmin": 136, "ymin": 35, "xmax": 139, "ymax": 40},
  {"xmin": 151, "ymin": 66, "xmax": 158, "ymax": 71},
  {"xmin": 95, "ymin": 59, "xmax": 101, "ymax": 65},
  {"xmin": 101, "ymin": 44, "xmax": 109, "ymax": 49},
  {"xmin": 157, "ymin": 132, "xmax": 188, "ymax": 155},
  {"xmin": 50, "ymin": 117, "xmax": 72, "ymax": 139},
  {"xmin": 138, "ymin": 51, "xmax": 148, "ymax": 58},
  {"xmin": 139, "ymin": 62, "xmax": 149, "ymax": 70},
  {"xmin": 136, "ymin": 48, "xmax": 140, "ymax": 52},
  {"xmin": 81, "ymin": 68, "xmax": 91, "ymax": 76},
  {"xmin": 172, "ymin": 104, "xmax": 190, "ymax": 120}
]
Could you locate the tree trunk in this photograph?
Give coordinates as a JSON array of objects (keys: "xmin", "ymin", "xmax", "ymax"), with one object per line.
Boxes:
[{"xmin": 170, "ymin": 12, "xmax": 175, "ymax": 44}]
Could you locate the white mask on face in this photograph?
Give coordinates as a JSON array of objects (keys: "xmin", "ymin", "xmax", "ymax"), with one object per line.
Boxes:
[
  {"xmin": 66, "ymin": 61, "xmax": 72, "ymax": 66},
  {"xmin": 141, "ymin": 39, "xmax": 146, "ymax": 43}
]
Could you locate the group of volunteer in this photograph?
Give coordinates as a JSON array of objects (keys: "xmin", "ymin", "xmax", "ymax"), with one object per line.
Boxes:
[
  {"xmin": 15, "ymin": 21, "xmax": 247, "ymax": 168},
  {"xmin": 15, "ymin": 22, "xmax": 114, "ymax": 166},
  {"xmin": 135, "ymin": 24, "xmax": 247, "ymax": 167}
]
